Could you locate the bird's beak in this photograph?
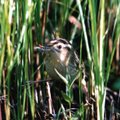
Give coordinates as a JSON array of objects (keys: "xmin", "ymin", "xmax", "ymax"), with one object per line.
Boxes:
[
  {"xmin": 34, "ymin": 44, "xmax": 60, "ymax": 53},
  {"xmin": 34, "ymin": 45, "xmax": 52, "ymax": 53}
]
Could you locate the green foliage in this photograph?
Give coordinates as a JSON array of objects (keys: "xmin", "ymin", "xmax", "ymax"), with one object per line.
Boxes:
[{"xmin": 0, "ymin": 0, "xmax": 120, "ymax": 119}]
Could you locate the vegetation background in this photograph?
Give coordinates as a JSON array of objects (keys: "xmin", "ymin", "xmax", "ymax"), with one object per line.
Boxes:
[{"xmin": 0, "ymin": 0, "xmax": 120, "ymax": 120}]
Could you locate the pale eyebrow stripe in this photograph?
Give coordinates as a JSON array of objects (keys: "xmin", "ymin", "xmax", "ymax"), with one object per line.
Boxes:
[{"xmin": 49, "ymin": 38, "xmax": 69, "ymax": 45}]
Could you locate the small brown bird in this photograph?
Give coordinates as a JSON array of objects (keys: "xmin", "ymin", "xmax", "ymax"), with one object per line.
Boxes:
[{"xmin": 34, "ymin": 38, "xmax": 87, "ymax": 92}]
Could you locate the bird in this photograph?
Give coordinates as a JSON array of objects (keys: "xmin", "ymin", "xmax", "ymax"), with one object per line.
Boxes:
[{"xmin": 34, "ymin": 38, "xmax": 87, "ymax": 92}]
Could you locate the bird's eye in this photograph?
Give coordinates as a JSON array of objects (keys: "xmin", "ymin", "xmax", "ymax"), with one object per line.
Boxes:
[{"xmin": 57, "ymin": 45, "xmax": 62, "ymax": 49}]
